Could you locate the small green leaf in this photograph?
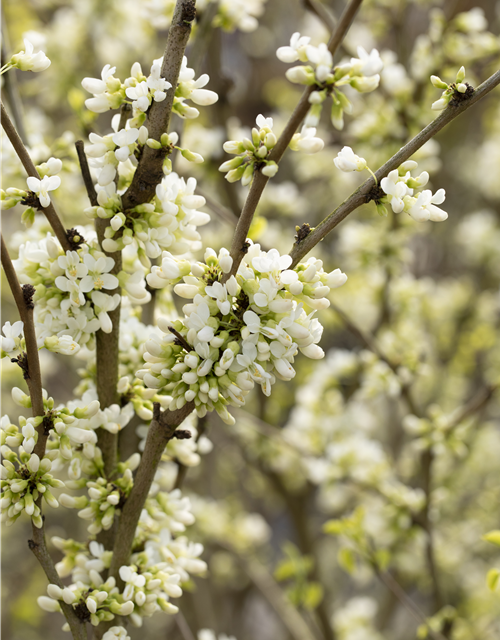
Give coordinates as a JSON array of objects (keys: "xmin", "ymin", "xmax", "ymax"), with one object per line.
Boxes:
[
  {"xmin": 323, "ymin": 519, "xmax": 344, "ymax": 535},
  {"xmin": 302, "ymin": 582, "xmax": 324, "ymax": 610},
  {"xmin": 487, "ymin": 568, "xmax": 500, "ymax": 591},
  {"xmin": 483, "ymin": 531, "xmax": 500, "ymax": 546},
  {"xmin": 338, "ymin": 547, "xmax": 356, "ymax": 574}
]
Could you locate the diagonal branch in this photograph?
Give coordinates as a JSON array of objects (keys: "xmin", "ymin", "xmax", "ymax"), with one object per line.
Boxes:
[
  {"xmin": 121, "ymin": 0, "xmax": 196, "ymax": 210},
  {"xmin": 224, "ymin": 0, "xmax": 364, "ymax": 280},
  {"xmin": 289, "ymin": 68, "xmax": 500, "ymax": 266},
  {"xmin": 108, "ymin": 401, "xmax": 195, "ymax": 579},
  {"xmin": 1, "ymin": 100, "xmax": 71, "ymax": 252}
]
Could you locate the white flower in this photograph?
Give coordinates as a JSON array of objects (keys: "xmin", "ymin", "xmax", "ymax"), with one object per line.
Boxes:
[
  {"xmin": 147, "ymin": 61, "xmax": 172, "ymax": 102},
  {"xmin": 80, "ymin": 254, "xmax": 119, "ymax": 291},
  {"xmin": 126, "ymin": 81, "xmax": 151, "ymax": 112},
  {"xmin": 205, "ymin": 281, "xmax": 231, "ymax": 315},
  {"xmin": 380, "ymin": 170, "xmax": 412, "ymax": 213},
  {"xmin": 334, "ymin": 147, "xmax": 367, "ymax": 172},
  {"xmin": 26, "ymin": 175, "xmax": 61, "ymax": 208},
  {"xmin": 350, "ymin": 46, "xmax": 383, "ymax": 76},
  {"xmin": 277, "ymin": 32, "xmax": 311, "ymax": 63},
  {"xmin": 91, "ymin": 292, "xmax": 121, "ymax": 333},
  {"xmin": 102, "ymin": 627, "xmax": 130, "ymax": 640},
  {"xmin": 112, "ymin": 128, "xmax": 140, "ymax": 162},
  {"xmin": 305, "ymin": 43, "xmax": 333, "ymax": 82},
  {"xmin": 11, "ymin": 39, "xmax": 50, "ymax": 72},
  {"xmin": 178, "ymin": 57, "xmax": 218, "ymax": 106},
  {"xmin": 407, "ymin": 189, "xmax": 447, "ymax": 222},
  {"xmin": 1, "ymin": 321, "xmax": 24, "ymax": 354},
  {"xmin": 82, "ymin": 64, "xmax": 116, "ymax": 95},
  {"xmin": 291, "ymin": 125, "xmax": 324, "ymax": 154}
]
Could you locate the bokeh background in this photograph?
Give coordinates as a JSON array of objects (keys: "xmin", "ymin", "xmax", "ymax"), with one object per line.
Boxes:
[{"xmin": 2, "ymin": 0, "xmax": 500, "ymax": 638}]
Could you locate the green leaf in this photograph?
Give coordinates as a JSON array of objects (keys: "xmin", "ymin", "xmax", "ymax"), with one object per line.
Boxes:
[
  {"xmin": 302, "ymin": 582, "xmax": 324, "ymax": 610},
  {"xmin": 483, "ymin": 531, "xmax": 500, "ymax": 546},
  {"xmin": 487, "ymin": 568, "xmax": 500, "ymax": 591},
  {"xmin": 274, "ymin": 560, "xmax": 296, "ymax": 582},
  {"xmin": 338, "ymin": 547, "xmax": 356, "ymax": 574},
  {"xmin": 323, "ymin": 519, "xmax": 344, "ymax": 535}
]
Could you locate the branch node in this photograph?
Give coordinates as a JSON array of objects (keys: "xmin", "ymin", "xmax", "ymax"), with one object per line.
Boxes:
[
  {"xmin": 180, "ymin": 0, "xmax": 196, "ymax": 23},
  {"xmin": 365, "ymin": 185, "xmax": 386, "ymax": 204},
  {"xmin": 168, "ymin": 326, "xmax": 192, "ymax": 352},
  {"xmin": 28, "ymin": 539, "xmax": 38, "ymax": 550},
  {"xmin": 172, "ymin": 429, "xmax": 192, "ymax": 440},
  {"xmin": 22, "ymin": 284, "xmax": 35, "ymax": 309},
  {"xmin": 66, "ymin": 227, "xmax": 86, "ymax": 250},
  {"xmin": 294, "ymin": 223, "xmax": 312, "ymax": 244},
  {"xmin": 449, "ymin": 82, "xmax": 475, "ymax": 107}
]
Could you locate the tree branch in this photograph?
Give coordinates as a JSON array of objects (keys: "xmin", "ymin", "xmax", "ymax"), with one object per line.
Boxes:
[
  {"xmin": 108, "ymin": 401, "xmax": 195, "ymax": 579},
  {"xmin": 289, "ymin": 68, "xmax": 500, "ymax": 266},
  {"xmin": 224, "ymin": 0, "xmax": 364, "ymax": 280},
  {"xmin": 75, "ymin": 140, "xmax": 98, "ymax": 206},
  {"xmin": 121, "ymin": 0, "xmax": 196, "ymax": 210},
  {"xmin": 1, "ymin": 100, "xmax": 71, "ymax": 252}
]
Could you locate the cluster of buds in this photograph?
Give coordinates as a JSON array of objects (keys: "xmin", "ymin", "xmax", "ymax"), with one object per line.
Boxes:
[
  {"xmin": 38, "ymin": 575, "xmax": 135, "ymax": 627},
  {"xmin": 278, "ymin": 34, "xmax": 383, "ymax": 130},
  {"xmin": 61, "ymin": 468, "xmax": 134, "ymax": 535},
  {"xmin": 0, "ymin": 441, "xmax": 63, "ymax": 528},
  {"xmin": 379, "ymin": 161, "xmax": 447, "ymax": 222},
  {"xmin": 82, "ymin": 56, "xmax": 217, "ymax": 124},
  {"xmin": 1, "ymin": 156, "xmax": 62, "ymax": 223},
  {"xmin": 137, "ymin": 244, "xmax": 347, "ymax": 424},
  {"xmin": 13, "ymin": 238, "xmax": 122, "ymax": 345},
  {"xmin": 219, "ymin": 115, "xmax": 279, "ymax": 185},
  {"xmin": 333, "ymin": 149, "xmax": 448, "ymax": 223},
  {"xmin": 96, "ymin": 172, "xmax": 209, "ymax": 264},
  {"xmin": 1, "ymin": 38, "xmax": 50, "ymax": 75},
  {"xmin": 118, "ymin": 564, "xmax": 182, "ymax": 621},
  {"xmin": 431, "ymin": 66, "xmax": 473, "ymax": 110}
]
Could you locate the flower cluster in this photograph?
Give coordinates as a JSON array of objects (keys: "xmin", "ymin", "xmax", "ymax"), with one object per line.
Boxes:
[
  {"xmin": 278, "ymin": 34, "xmax": 383, "ymax": 129},
  {"xmin": 1, "ymin": 414, "xmax": 65, "ymax": 528},
  {"xmin": 94, "ymin": 172, "xmax": 210, "ymax": 261},
  {"xmin": 333, "ymin": 151, "xmax": 448, "ymax": 223},
  {"xmin": 1, "ymin": 38, "xmax": 50, "ymax": 75},
  {"xmin": 1, "ymin": 156, "xmax": 62, "ymax": 222},
  {"xmin": 13, "ymin": 237, "xmax": 122, "ymax": 347},
  {"xmin": 219, "ymin": 114, "xmax": 279, "ymax": 185},
  {"xmin": 430, "ymin": 65, "xmax": 473, "ymax": 110},
  {"xmin": 61, "ymin": 468, "xmax": 134, "ymax": 535},
  {"xmin": 82, "ymin": 56, "xmax": 218, "ymax": 122},
  {"xmin": 138, "ymin": 244, "xmax": 347, "ymax": 424},
  {"xmin": 0, "ymin": 321, "xmax": 24, "ymax": 359},
  {"xmin": 380, "ymin": 161, "xmax": 447, "ymax": 222}
]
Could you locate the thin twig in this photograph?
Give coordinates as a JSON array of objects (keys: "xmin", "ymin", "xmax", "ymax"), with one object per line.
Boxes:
[
  {"xmin": 1, "ymin": 234, "xmax": 86, "ymax": 640},
  {"xmin": 195, "ymin": 186, "xmax": 238, "ymax": 225},
  {"xmin": 303, "ymin": 0, "xmax": 336, "ymax": 33},
  {"xmin": 175, "ymin": 610, "xmax": 197, "ymax": 640},
  {"xmin": 289, "ymin": 68, "xmax": 500, "ymax": 266},
  {"xmin": 375, "ymin": 569, "xmax": 447, "ymax": 640},
  {"xmin": 235, "ymin": 552, "xmax": 318, "ymax": 640},
  {"xmin": 224, "ymin": 0, "xmax": 364, "ymax": 280},
  {"xmin": 75, "ymin": 140, "xmax": 98, "ymax": 206},
  {"xmin": 1, "ymin": 26, "xmax": 28, "ymax": 145},
  {"xmin": 1, "ymin": 100, "xmax": 71, "ymax": 252},
  {"xmin": 108, "ymin": 401, "xmax": 195, "ymax": 580},
  {"xmin": 122, "ymin": 0, "xmax": 196, "ymax": 210}
]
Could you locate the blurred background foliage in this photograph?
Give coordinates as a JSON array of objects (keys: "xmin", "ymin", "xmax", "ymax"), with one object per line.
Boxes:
[{"xmin": 2, "ymin": 0, "xmax": 500, "ymax": 638}]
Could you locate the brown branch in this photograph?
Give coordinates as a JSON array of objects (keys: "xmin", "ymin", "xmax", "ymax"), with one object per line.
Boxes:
[
  {"xmin": 29, "ymin": 530, "xmax": 88, "ymax": 640},
  {"xmin": 224, "ymin": 0, "xmax": 364, "ymax": 280},
  {"xmin": 195, "ymin": 186, "xmax": 238, "ymax": 225},
  {"xmin": 121, "ymin": 0, "xmax": 196, "ymax": 210},
  {"xmin": 303, "ymin": 0, "xmax": 336, "ymax": 33},
  {"xmin": 289, "ymin": 68, "xmax": 500, "ymax": 266},
  {"xmin": 375, "ymin": 569, "xmax": 447, "ymax": 640},
  {"xmin": 75, "ymin": 140, "xmax": 98, "ymax": 206},
  {"xmin": 1, "ymin": 234, "xmax": 86, "ymax": 639},
  {"xmin": 235, "ymin": 552, "xmax": 318, "ymax": 640},
  {"xmin": 108, "ymin": 401, "xmax": 195, "ymax": 580},
  {"xmin": 1, "ymin": 100, "xmax": 71, "ymax": 252}
]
